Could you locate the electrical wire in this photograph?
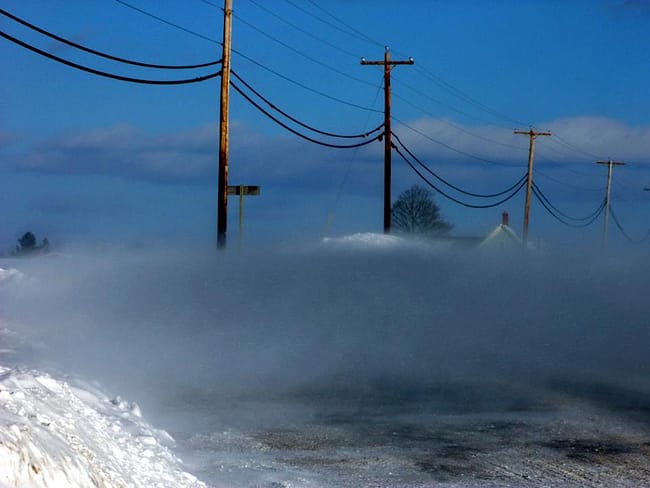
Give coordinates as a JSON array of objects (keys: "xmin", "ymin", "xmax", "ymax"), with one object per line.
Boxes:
[
  {"xmin": 230, "ymin": 80, "xmax": 383, "ymax": 149},
  {"xmin": 233, "ymin": 12, "xmax": 376, "ymax": 89},
  {"xmin": 199, "ymin": 0, "xmax": 221, "ymax": 8},
  {"xmin": 532, "ymin": 186, "xmax": 605, "ymax": 228},
  {"xmin": 0, "ymin": 30, "xmax": 221, "ymax": 85},
  {"xmin": 391, "ymin": 74, "xmax": 517, "ymax": 129},
  {"xmin": 609, "ymin": 205, "xmax": 650, "ymax": 244},
  {"xmin": 242, "ymin": 0, "xmax": 359, "ymax": 59},
  {"xmin": 546, "ymin": 131, "xmax": 604, "ymax": 161},
  {"xmin": 391, "ymin": 132, "xmax": 527, "ymax": 198},
  {"xmin": 536, "ymin": 170, "xmax": 605, "ymax": 193},
  {"xmin": 305, "ymin": 0, "xmax": 384, "ymax": 48},
  {"xmin": 112, "ymin": 0, "xmax": 220, "ymax": 45},
  {"xmin": 282, "ymin": 0, "xmax": 383, "ymax": 48},
  {"xmin": 230, "ymin": 47, "xmax": 382, "ymax": 113},
  {"xmin": 0, "ymin": 7, "xmax": 220, "ymax": 69},
  {"xmin": 401, "ymin": 63, "xmax": 530, "ymax": 128},
  {"xmin": 119, "ymin": 0, "xmax": 380, "ymax": 112},
  {"xmin": 231, "ymin": 70, "xmax": 383, "ymax": 139},
  {"xmin": 323, "ymin": 76, "xmax": 385, "ymax": 237},
  {"xmin": 393, "ymin": 116, "xmax": 524, "ymax": 168},
  {"xmin": 393, "ymin": 145, "xmax": 527, "ymax": 209},
  {"xmin": 532, "ymin": 182, "xmax": 606, "ymax": 221},
  {"xmin": 390, "ymin": 86, "xmax": 528, "ymax": 152}
]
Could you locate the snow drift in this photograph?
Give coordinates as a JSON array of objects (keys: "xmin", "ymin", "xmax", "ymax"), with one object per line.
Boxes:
[{"xmin": 0, "ymin": 366, "xmax": 204, "ymax": 488}]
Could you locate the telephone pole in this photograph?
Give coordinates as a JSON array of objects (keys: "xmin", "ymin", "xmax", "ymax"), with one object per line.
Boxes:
[
  {"xmin": 597, "ymin": 159, "xmax": 624, "ymax": 248},
  {"xmin": 361, "ymin": 47, "xmax": 413, "ymax": 234},
  {"xmin": 514, "ymin": 129, "xmax": 551, "ymax": 245},
  {"xmin": 217, "ymin": 0, "xmax": 233, "ymax": 249}
]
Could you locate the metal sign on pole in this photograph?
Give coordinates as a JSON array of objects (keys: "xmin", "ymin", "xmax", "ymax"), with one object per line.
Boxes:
[{"xmin": 227, "ymin": 185, "xmax": 261, "ymax": 244}]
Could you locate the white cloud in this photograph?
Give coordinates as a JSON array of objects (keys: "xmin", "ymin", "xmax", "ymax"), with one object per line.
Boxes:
[
  {"xmin": 393, "ymin": 115, "xmax": 650, "ymax": 166},
  {"xmin": 9, "ymin": 115, "xmax": 649, "ymax": 190}
]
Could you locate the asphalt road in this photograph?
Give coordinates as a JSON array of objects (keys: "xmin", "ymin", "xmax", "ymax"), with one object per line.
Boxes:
[{"xmin": 166, "ymin": 376, "xmax": 650, "ymax": 487}]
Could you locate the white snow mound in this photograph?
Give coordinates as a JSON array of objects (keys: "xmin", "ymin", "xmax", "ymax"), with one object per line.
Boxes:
[
  {"xmin": 0, "ymin": 366, "xmax": 205, "ymax": 488},
  {"xmin": 0, "ymin": 268, "xmax": 24, "ymax": 283},
  {"xmin": 322, "ymin": 232, "xmax": 440, "ymax": 251}
]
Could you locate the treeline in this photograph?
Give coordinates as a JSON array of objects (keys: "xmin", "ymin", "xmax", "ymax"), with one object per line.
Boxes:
[{"xmin": 12, "ymin": 231, "xmax": 50, "ymax": 256}]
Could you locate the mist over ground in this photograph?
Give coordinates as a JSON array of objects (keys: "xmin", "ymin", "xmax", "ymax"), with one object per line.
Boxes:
[{"xmin": 3, "ymin": 239, "xmax": 648, "ymax": 407}]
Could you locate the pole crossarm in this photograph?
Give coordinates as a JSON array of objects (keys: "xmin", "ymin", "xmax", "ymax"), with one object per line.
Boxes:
[
  {"xmin": 361, "ymin": 47, "xmax": 414, "ymax": 234},
  {"xmin": 514, "ymin": 129, "xmax": 552, "ymax": 137}
]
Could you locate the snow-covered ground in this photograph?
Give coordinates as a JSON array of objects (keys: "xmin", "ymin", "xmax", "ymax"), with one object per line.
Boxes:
[
  {"xmin": 0, "ymin": 366, "xmax": 204, "ymax": 488},
  {"xmin": 0, "ymin": 266, "xmax": 204, "ymax": 488},
  {"xmin": 2, "ymin": 242, "xmax": 650, "ymax": 487}
]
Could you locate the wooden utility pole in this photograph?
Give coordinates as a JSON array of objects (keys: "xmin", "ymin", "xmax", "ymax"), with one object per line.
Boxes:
[
  {"xmin": 217, "ymin": 0, "xmax": 233, "ymax": 249},
  {"xmin": 361, "ymin": 47, "xmax": 413, "ymax": 234},
  {"xmin": 514, "ymin": 129, "xmax": 551, "ymax": 245},
  {"xmin": 597, "ymin": 159, "xmax": 624, "ymax": 248}
]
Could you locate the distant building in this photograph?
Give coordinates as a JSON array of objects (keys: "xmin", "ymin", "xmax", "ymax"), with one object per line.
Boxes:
[{"xmin": 478, "ymin": 212, "xmax": 523, "ymax": 251}]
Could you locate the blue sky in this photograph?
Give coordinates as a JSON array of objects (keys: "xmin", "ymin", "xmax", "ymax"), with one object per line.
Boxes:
[{"xmin": 1, "ymin": 0, "xmax": 650, "ymax": 250}]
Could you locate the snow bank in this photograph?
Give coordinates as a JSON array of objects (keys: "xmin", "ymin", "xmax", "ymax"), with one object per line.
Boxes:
[
  {"xmin": 321, "ymin": 232, "xmax": 439, "ymax": 251},
  {"xmin": 0, "ymin": 268, "xmax": 24, "ymax": 283},
  {"xmin": 0, "ymin": 366, "xmax": 205, "ymax": 488}
]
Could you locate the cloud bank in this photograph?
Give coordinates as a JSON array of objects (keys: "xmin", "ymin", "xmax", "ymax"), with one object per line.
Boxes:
[{"xmin": 7, "ymin": 115, "xmax": 648, "ymax": 188}]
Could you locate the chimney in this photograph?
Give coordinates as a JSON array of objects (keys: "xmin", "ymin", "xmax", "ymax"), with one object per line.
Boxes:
[{"xmin": 501, "ymin": 211, "xmax": 509, "ymax": 226}]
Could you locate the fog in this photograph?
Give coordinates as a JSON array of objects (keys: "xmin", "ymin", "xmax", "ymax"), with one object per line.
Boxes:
[
  {"xmin": 4, "ymin": 240, "xmax": 649, "ymax": 403},
  {"xmin": 4, "ymin": 239, "xmax": 650, "ymax": 485}
]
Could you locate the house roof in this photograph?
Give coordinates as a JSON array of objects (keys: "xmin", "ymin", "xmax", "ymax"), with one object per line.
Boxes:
[{"xmin": 478, "ymin": 223, "xmax": 522, "ymax": 249}]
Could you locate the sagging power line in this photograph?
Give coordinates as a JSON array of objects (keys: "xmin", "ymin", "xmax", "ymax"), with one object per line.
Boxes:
[
  {"xmin": 0, "ymin": 30, "xmax": 221, "ymax": 84},
  {"xmin": 4, "ymin": 0, "xmax": 646, "ymax": 247},
  {"xmin": 231, "ymin": 70, "xmax": 383, "ymax": 139},
  {"xmin": 0, "ymin": 7, "xmax": 220, "ymax": 69}
]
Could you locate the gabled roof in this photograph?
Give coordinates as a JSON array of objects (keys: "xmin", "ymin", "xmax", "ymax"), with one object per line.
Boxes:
[{"xmin": 478, "ymin": 223, "xmax": 522, "ymax": 249}]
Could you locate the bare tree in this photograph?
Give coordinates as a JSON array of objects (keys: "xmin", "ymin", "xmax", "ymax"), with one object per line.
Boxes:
[{"xmin": 391, "ymin": 185, "xmax": 452, "ymax": 235}]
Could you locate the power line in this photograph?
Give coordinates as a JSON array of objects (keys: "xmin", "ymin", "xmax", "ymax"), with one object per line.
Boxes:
[
  {"xmin": 242, "ymin": 0, "xmax": 359, "ymax": 59},
  {"xmin": 0, "ymin": 30, "xmax": 220, "ymax": 85},
  {"xmin": 230, "ymin": 47, "xmax": 382, "ymax": 113},
  {"xmin": 532, "ymin": 182, "xmax": 606, "ymax": 222},
  {"xmin": 324, "ymin": 76, "xmax": 385, "ymax": 237},
  {"xmin": 547, "ymin": 131, "xmax": 605, "ymax": 161},
  {"xmin": 0, "ymin": 7, "xmax": 220, "ymax": 69},
  {"xmin": 410, "ymin": 65, "xmax": 531, "ymax": 128},
  {"xmin": 609, "ymin": 205, "xmax": 650, "ymax": 244},
  {"xmin": 199, "ymin": 0, "xmax": 221, "ymax": 8},
  {"xmin": 390, "ymin": 86, "xmax": 528, "ymax": 152},
  {"xmin": 532, "ymin": 185, "xmax": 605, "ymax": 228},
  {"xmin": 393, "ymin": 145, "xmax": 527, "ymax": 209},
  {"xmin": 120, "ymin": 0, "xmax": 372, "ymax": 109},
  {"xmin": 231, "ymin": 70, "xmax": 383, "ymax": 139},
  {"xmin": 393, "ymin": 116, "xmax": 524, "ymax": 168},
  {"xmin": 112, "ymin": 0, "xmax": 220, "ymax": 45},
  {"xmin": 233, "ymin": 12, "xmax": 376, "ymax": 88},
  {"xmin": 230, "ymin": 80, "xmax": 383, "ymax": 149},
  {"xmin": 535, "ymin": 170, "xmax": 605, "ymax": 193},
  {"xmin": 305, "ymin": 0, "xmax": 384, "ymax": 48},
  {"xmin": 281, "ymin": 0, "xmax": 383, "ymax": 48},
  {"xmin": 391, "ymin": 73, "xmax": 515, "ymax": 128},
  {"xmin": 391, "ymin": 132, "xmax": 527, "ymax": 198}
]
